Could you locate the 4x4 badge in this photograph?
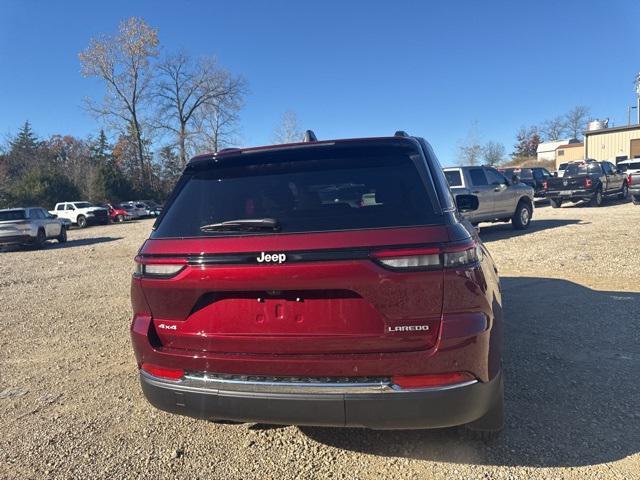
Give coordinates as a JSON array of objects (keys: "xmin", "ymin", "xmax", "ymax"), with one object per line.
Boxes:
[{"xmin": 256, "ymin": 252, "xmax": 287, "ymax": 263}]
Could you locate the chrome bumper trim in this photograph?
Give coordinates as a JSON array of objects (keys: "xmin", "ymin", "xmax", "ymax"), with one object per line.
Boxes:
[{"xmin": 140, "ymin": 371, "xmax": 478, "ymax": 395}]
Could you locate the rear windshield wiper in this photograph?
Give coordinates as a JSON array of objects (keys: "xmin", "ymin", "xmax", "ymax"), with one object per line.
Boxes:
[{"xmin": 200, "ymin": 218, "xmax": 280, "ymax": 232}]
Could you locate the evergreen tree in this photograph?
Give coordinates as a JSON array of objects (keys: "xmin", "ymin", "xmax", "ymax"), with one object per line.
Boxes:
[{"xmin": 7, "ymin": 121, "xmax": 43, "ymax": 177}]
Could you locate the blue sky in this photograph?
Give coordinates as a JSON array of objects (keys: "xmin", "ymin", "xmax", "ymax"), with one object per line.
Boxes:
[{"xmin": 1, "ymin": 0, "xmax": 639, "ymax": 166}]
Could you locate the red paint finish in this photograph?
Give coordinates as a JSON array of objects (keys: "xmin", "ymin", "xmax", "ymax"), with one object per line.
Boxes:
[{"xmin": 130, "ymin": 224, "xmax": 502, "ymax": 382}]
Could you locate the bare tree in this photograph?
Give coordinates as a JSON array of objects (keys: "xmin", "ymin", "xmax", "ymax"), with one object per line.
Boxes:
[
  {"xmin": 482, "ymin": 141, "xmax": 505, "ymax": 166},
  {"xmin": 193, "ymin": 93, "xmax": 243, "ymax": 153},
  {"xmin": 155, "ymin": 52, "xmax": 245, "ymax": 165},
  {"xmin": 457, "ymin": 122, "xmax": 482, "ymax": 165},
  {"xmin": 565, "ymin": 106, "xmax": 591, "ymax": 140},
  {"xmin": 540, "ymin": 116, "xmax": 567, "ymax": 141},
  {"xmin": 273, "ymin": 111, "xmax": 302, "ymax": 144},
  {"xmin": 79, "ymin": 17, "xmax": 159, "ymax": 186}
]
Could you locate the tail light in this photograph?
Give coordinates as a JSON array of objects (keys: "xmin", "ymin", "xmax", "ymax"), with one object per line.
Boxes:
[
  {"xmin": 542, "ymin": 181, "xmax": 548, "ymax": 190},
  {"xmin": 584, "ymin": 178, "xmax": 593, "ymax": 188},
  {"xmin": 141, "ymin": 363, "xmax": 184, "ymax": 381},
  {"xmin": 134, "ymin": 256, "xmax": 186, "ymax": 278},
  {"xmin": 629, "ymin": 174, "xmax": 633, "ymax": 184},
  {"xmin": 372, "ymin": 243, "xmax": 480, "ymax": 270},
  {"xmin": 391, "ymin": 372, "xmax": 475, "ymax": 389}
]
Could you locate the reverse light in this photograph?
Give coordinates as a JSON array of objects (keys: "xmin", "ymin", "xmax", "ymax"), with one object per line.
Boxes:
[
  {"xmin": 374, "ymin": 247, "xmax": 440, "ymax": 269},
  {"xmin": 134, "ymin": 256, "xmax": 186, "ymax": 278},
  {"xmin": 141, "ymin": 363, "xmax": 184, "ymax": 381},
  {"xmin": 391, "ymin": 372, "xmax": 476, "ymax": 389},
  {"xmin": 372, "ymin": 244, "xmax": 479, "ymax": 270}
]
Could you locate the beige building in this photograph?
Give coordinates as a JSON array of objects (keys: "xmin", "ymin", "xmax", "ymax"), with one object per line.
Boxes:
[
  {"xmin": 584, "ymin": 124, "xmax": 640, "ymax": 163},
  {"xmin": 555, "ymin": 142, "xmax": 584, "ymax": 168}
]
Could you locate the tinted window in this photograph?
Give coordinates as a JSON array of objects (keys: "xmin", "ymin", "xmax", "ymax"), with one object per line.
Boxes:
[
  {"xmin": 153, "ymin": 145, "xmax": 442, "ymax": 238},
  {"xmin": 0, "ymin": 210, "xmax": 26, "ymax": 221},
  {"xmin": 444, "ymin": 170, "xmax": 463, "ymax": 187},
  {"xmin": 619, "ymin": 162, "xmax": 640, "ymax": 172},
  {"xmin": 485, "ymin": 168, "xmax": 507, "ymax": 185},
  {"xmin": 73, "ymin": 202, "xmax": 92, "ymax": 209},
  {"xmin": 565, "ymin": 163, "xmax": 602, "ymax": 175},
  {"xmin": 56, "ymin": 204, "xmax": 64, "ymax": 211},
  {"xmin": 504, "ymin": 168, "xmax": 532, "ymax": 179},
  {"xmin": 66, "ymin": 204, "xmax": 75, "ymax": 210},
  {"xmin": 468, "ymin": 168, "xmax": 488, "ymax": 186},
  {"xmin": 30, "ymin": 209, "xmax": 44, "ymax": 219},
  {"xmin": 602, "ymin": 163, "xmax": 613, "ymax": 174}
]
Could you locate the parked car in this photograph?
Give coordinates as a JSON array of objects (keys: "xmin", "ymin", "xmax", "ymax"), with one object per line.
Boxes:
[
  {"xmin": 0, "ymin": 207, "xmax": 67, "ymax": 248},
  {"xmin": 443, "ymin": 165, "xmax": 534, "ymax": 229},
  {"xmin": 618, "ymin": 159, "xmax": 640, "ymax": 205},
  {"xmin": 544, "ymin": 160, "xmax": 628, "ymax": 208},
  {"xmin": 131, "ymin": 131, "xmax": 504, "ymax": 436},
  {"xmin": 50, "ymin": 202, "xmax": 109, "ymax": 228},
  {"xmin": 97, "ymin": 203, "xmax": 132, "ymax": 223},
  {"xmin": 119, "ymin": 203, "xmax": 146, "ymax": 219},
  {"xmin": 500, "ymin": 167, "xmax": 552, "ymax": 200},
  {"xmin": 137, "ymin": 200, "xmax": 163, "ymax": 217}
]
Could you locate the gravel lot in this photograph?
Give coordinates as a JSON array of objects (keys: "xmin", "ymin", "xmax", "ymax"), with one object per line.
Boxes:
[{"xmin": 1, "ymin": 200, "xmax": 639, "ymax": 480}]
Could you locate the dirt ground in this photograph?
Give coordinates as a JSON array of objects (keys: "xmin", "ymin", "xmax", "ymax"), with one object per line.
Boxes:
[{"xmin": 1, "ymin": 200, "xmax": 639, "ymax": 480}]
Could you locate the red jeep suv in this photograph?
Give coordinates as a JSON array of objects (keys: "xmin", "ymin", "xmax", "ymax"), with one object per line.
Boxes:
[{"xmin": 130, "ymin": 132, "xmax": 504, "ymax": 434}]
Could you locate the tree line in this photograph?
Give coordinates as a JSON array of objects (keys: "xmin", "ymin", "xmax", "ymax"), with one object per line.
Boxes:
[
  {"xmin": 0, "ymin": 17, "xmax": 248, "ymax": 209},
  {"xmin": 457, "ymin": 105, "xmax": 592, "ymax": 167}
]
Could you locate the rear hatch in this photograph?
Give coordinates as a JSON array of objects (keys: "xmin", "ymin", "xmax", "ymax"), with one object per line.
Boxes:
[
  {"xmin": 136, "ymin": 140, "xmax": 451, "ymax": 355},
  {"xmin": 0, "ymin": 210, "xmax": 28, "ymax": 238}
]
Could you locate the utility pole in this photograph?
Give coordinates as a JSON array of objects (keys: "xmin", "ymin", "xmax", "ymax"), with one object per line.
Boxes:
[{"xmin": 636, "ymin": 72, "xmax": 640, "ymax": 124}]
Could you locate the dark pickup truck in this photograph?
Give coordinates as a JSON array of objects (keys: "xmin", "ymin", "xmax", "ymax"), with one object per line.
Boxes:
[
  {"xmin": 500, "ymin": 167, "xmax": 552, "ymax": 199},
  {"xmin": 544, "ymin": 160, "xmax": 628, "ymax": 208}
]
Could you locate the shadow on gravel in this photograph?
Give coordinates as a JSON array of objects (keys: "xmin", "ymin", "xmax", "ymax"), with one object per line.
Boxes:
[
  {"xmin": 301, "ymin": 277, "xmax": 640, "ymax": 468},
  {"xmin": 479, "ymin": 219, "xmax": 583, "ymax": 241},
  {"xmin": 46, "ymin": 236, "xmax": 122, "ymax": 250}
]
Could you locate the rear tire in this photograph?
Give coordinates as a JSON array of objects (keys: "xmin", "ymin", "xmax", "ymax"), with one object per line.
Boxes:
[
  {"xmin": 77, "ymin": 215, "xmax": 87, "ymax": 228},
  {"xmin": 633, "ymin": 195, "xmax": 640, "ymax": 205},
  {"xmin": 511, "ymin": 201, "xmax": 532, "ymax": 230},
  {"xmin": 589, "ymin": 188, "xmax": 603, "ymax": 207},
  {"xmin": 34, "ymin": 228, "xmax": 46, "ymax": 249},
  {"xmin": 57, "ymin": 227, "xmax": 67, "ymax": 243},
  {"xmin": 116, "ymin": 214, "xmax": 124, "ymax": 223},
  {"xmin": 465, "ymin": 374, "xmax": 504, "ymax": 441},
  {"xmin": 619, "ymin": 183, "xmax": 628, "ymax": 200},
  {"xmin": 549, "ymin": 198, "xmax": 562, "ymax": 208}
]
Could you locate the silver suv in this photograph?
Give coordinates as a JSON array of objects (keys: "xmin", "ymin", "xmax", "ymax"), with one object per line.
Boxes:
[
  {"xmin": 0, "ymin": 207, "xmax": 68, "ymax": 249},
  {"xmin": 444, "ymin": 166, "xmax": 534, "ymax": 229}
]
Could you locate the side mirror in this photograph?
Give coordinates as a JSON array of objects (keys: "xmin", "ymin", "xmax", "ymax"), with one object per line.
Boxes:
[
  {"xmin": 49, "ymin": 214, "xmax": 57, "ymax": 218},
  {"xmin": 511, "ymin": 174, "xmax": 520, "ymax": 184},
  {"xmin": 456, "ymin": 194, "xmax": 479, "ymax": 213}
]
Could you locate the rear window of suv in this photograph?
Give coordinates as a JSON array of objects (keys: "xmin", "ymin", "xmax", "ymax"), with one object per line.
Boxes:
[
  {"xmin": 0, "ymin": 210, "xmax": 26, "ymax": 221},
  {"xmin": 153, "ymin": 144, "xmax": 441, "ymax": 238}
]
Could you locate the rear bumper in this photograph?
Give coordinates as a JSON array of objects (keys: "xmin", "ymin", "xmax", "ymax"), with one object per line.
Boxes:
[
  {"xmin": 629, "ymin": 185, "xmax": 640, "ymax": 196},
  {"xmin": 139, "ymin": 370, "xmax": 502, "ymax": 429},
  {"xmin": 0, "ymin": 234, "xmax": 33, "ymax": 245},
  {"xmin": 547, "ymin": 189, "xmax": 594, "ymax": 200}
]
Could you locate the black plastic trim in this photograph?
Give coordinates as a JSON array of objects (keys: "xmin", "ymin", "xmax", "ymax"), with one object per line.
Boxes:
[{"xmin": 139, "ymin": 370, "xmax": 502, "ymax": 429}]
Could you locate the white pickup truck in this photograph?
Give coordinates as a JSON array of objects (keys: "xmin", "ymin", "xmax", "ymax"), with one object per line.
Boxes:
[{"xmin": 50, "ymin": 201, "xmax": 109, "ymax": 228}]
